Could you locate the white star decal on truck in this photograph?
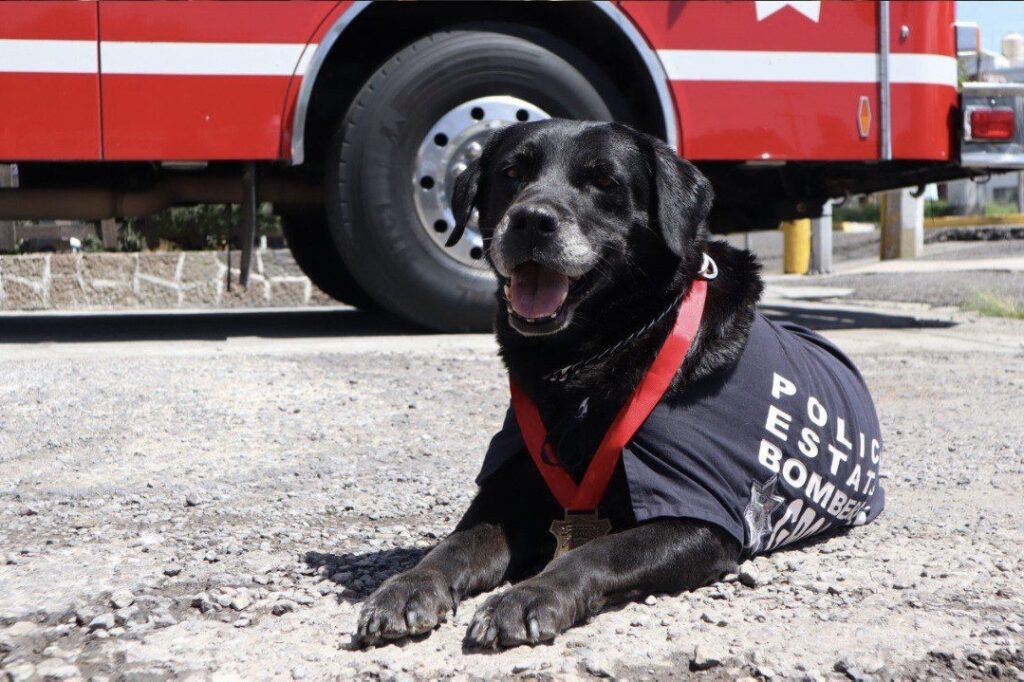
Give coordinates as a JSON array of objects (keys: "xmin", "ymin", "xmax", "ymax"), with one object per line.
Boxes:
[{"xmin": 754, "ymin": 0, "xmax": 821, "ymax": 22}]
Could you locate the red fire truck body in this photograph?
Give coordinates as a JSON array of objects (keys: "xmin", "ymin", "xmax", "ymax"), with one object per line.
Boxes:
[
  {"xmin": 0, "ymin": 0, "xmax": 960, "ymax": 162},
  {"xmin": 0, "ymin": 0, "xmax": 1020, "ymax": 330}
]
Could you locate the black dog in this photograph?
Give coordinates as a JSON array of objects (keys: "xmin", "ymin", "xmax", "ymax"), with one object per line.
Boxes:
[{"xmin": 355, "ymin": 120, "xmax": 884, "ymax": 648}]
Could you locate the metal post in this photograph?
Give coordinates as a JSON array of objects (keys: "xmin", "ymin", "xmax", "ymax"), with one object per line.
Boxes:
[
  {"xmin": 878, "ymin": 1, "xmax": 892, "ymax": 160},
  {"xmin": 224, "ymin": 203, "xmax": 232, "ymax": 292},
  {"xmin": 0, "ymin": 164, "xmax": 15, "ymax": 252},
  {"xmin": 0, "ymin": 223, "xmax": 13, "ymax": 253},
  {"xmin": 239, "ymin": 162, "xmax": 257, "ymax": 288},
  {"xmin": 99, "ymin": 218, "xmax": 118, "ymax": 250},
  {"xmin": 810, "ymin": 201, "xmax": 833, "ymax": 274},
  {"xmin": 881, "ymin": 188, "xmax": 923, "ymax": 260},
  {"xmin": 1017, "ymin": 171, "xmax": 1024, "ymax": 213},
  {"xmin": 781, "ymin": 219, "xmax": 811, "ymax": 274}
]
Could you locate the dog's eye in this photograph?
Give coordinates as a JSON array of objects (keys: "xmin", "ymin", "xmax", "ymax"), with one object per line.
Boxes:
[
  {"xmin": 593, "ymin": 173, "xmax": 614, "ymax": 188},
  {"xmin": 503, "ymin": 165, "xmax": 520, "ymax": 180}
]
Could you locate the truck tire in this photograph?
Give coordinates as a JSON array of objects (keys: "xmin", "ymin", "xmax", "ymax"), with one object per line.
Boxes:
[
  {"xmin": 325, "ymin": 30, "xmax": 618, "ymax": 332},
  {"xmin": 278, "ymin": 206, "xmax": 378, "ymax": 310}
]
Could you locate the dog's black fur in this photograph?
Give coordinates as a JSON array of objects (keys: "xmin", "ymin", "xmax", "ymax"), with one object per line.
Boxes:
[{"xmin": 355, "ymin": 120, "xmax": 764, "ymax": 648}]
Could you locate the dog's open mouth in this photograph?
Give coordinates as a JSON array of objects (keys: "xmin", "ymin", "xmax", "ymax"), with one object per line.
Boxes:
[{"xmin": 503, "ymin": 261, "xmax": 575, "ymax": 334}]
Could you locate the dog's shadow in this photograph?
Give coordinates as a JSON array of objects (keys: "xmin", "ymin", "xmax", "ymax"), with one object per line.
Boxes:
[
  {"xmin": 305, "ymin": 523, "xmax": 858, "ymax": 606},
  {"xmin": 305, "ymin": 547, "xmax": 451, "ymax": 651},
  {"xmin": 303, "ymin": 548, "xmax": 427, "ymax": 605},
  {"xmin": 305, "ymin": 528, "xmax": 859, "ymax": 654}
]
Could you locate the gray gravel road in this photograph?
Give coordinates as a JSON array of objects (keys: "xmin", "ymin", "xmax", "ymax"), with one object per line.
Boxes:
[
  {"xmin": 793, "ymin": 271, "xmax": 1024, "ymax": 309},
  {"xmin": 731, "ymin": 232, "xmax": 1024, "ymax": 311},
  {"xmin": 1, "ymin": 305, "xmax": 1023, "ymax": 681}
]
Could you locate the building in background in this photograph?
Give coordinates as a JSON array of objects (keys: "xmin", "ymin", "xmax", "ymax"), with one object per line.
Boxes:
[
  {"xmin": 983, "ymin": 32, "xmax": 1024, "ymax": 82},
  {"xmin": 945, "ymin": 32, "xmax": 1024, "ymax": 213}
]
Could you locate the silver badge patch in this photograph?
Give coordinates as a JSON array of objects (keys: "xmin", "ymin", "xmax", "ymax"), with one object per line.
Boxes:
[{"xmin": 744, "ymin": 475, "xmax": 785, "ymax": 554}]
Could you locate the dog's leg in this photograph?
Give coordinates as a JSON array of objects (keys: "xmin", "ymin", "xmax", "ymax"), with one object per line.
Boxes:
[
  {"xmin": 465, "ymin": 518, "xmax": 739, "ymax": 648},
  {"xmin": 355, "ymin": 459, "xmax": 552, "ymax": 646}
]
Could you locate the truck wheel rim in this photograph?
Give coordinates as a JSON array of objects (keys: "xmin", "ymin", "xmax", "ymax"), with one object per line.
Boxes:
[{"xmin": 413, "ymin": 95, "xmax": 551, "ymax": 269}]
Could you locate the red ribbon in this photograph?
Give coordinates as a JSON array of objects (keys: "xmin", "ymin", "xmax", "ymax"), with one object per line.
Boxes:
[{"xmin": 510, "ymin": 279, "xmax": 708, "ymax": 511}]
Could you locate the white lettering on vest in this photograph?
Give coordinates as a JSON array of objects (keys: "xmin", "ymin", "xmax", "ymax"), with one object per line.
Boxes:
[
  {"xmin": 827, "ymin": 488, "xmax": 849, "ymax": 515},
  {"xmin": 758, "ymin": 439, "xmax": 782, "ymax": 473},
  {"xmin": 828, "ymin": 443, "xmax": 849, "ymax": 475},
  {"xmin": 765, "ymin": 405, "xmax": 792, "ymax": 441},
  {"xmin": 845, "ymin": 464, "xmax": 862, "ymax": 490},
  {"xmin": 805, "ymin": 472, "xmax": 835, "ymax": 508},
  {"xmin": 836, "ymin": 417, "xmax": 853, "ymax": 449},
  {"xmin": 807, "ymin": 396, "xmax": 828, "ymax": 427},
  {"xmin": 783, "ymin": 457, "xmax": 808, "ymax": 489},
  {"xmin": 798, "ymin": 427, "xmax": 820, "ymax": 458},
  {"xmin": 771, "ymin": 372, "xmax": 797, "ymax": 400}
]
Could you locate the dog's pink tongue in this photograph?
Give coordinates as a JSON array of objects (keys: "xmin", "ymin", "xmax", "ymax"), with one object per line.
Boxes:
[{"xmin": 509, "ymin": 262, "xmax": 569, "ymax": 319}]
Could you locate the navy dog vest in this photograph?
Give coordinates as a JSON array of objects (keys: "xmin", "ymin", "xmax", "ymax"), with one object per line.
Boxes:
[{"xmin": 477, "ymin": 313, "xmax": 885, "ymax": 558}]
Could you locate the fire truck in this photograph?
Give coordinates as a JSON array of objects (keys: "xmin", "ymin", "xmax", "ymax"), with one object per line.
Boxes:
[{"xmin": 1, "ymin": 1, "xmax": 1021, "ymax": 331}]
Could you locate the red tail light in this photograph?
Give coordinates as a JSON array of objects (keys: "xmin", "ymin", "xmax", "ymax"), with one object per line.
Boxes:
[{"xmin": 969, "ymin": 108, "xmax": 1015, "ymax": 140}]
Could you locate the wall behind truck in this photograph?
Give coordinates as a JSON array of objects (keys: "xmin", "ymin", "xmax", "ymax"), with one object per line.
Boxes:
[
  {"xmin": 0, "ymin": 248, "xmax": 334, "ymax": 311},
  {"xmin": 945, "ymin": 172, "xmax": 1024, "ymax": 213}
]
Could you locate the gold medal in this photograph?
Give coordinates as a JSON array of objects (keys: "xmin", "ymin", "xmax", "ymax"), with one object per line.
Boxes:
[{"xmin": 549, "ymin": 510, "xmax": 612, "ymax": 558}]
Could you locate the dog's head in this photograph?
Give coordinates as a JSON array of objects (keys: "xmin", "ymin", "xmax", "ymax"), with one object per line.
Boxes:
[{"xmin": 448, "ymin": 119, "xmax": 712, "ymax": 336}]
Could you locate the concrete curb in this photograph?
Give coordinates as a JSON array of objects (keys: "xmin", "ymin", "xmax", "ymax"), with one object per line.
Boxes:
[
  {"xmin": 832, "ymin": 216, "xmax": 1024, "ymax": 231},
  {"xmin": 763, "ymin": 256, "xmax": 1024, "ymax": 279},
  {"xmin": 924, "ymin": 214, "xmax": 1024, "ymax": 228},
  {"xmin": 837, "ymin": 257, "xmax": 1024, "ymax": 275}
]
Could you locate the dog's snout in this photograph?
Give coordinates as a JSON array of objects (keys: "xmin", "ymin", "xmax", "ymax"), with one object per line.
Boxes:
[{"xmin": 508, "ymin": 204, "xmax": 559, "ymax": 236}]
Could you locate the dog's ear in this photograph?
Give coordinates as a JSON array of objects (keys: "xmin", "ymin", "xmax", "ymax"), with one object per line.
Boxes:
[
  {"xmin": 650, "ymin": 140, "xmax": 713, "ymax": 258},
  {"xmin": 446, "ymin": 159, "xmax": 482, "ymax": 247}
]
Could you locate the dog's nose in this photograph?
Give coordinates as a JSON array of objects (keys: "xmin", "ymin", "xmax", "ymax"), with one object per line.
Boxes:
[{"xmin": 508, "ymin": 204, "xmax": 558, "ymax": 236}]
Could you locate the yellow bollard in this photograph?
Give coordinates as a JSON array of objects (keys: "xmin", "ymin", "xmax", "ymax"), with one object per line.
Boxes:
[{"xmin": 781, "ymin": 219, "xmax": 811, "ymax": 274}]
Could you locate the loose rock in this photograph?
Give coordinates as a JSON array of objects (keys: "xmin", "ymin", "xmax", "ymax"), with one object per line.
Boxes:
[
  {"xmin": 272, "ymin": 600, "xmax": 297, "ymax": 616},
  {"xmin": 692, "ymin": 644, "xmax": 724, "ymax": 670},
  {"xmin": 5, "ymin": 622, "xmax": 39, "ymax": 637},
  {"xmin": 34, "ymin": 659, "xmax": 79, "ymax": 680},
  {"xmin": 2, "ymin": 662, "xmax": 36, "ymax": 682},
  {"xmin": 110, "ymin": 589, "xmax": 135, "ymax": 609},
  {"xmin": 88, "ymin": 613, "xmax": 116, "ymax": 631},
  {"xmin": 738, "ymin": 563, "xmax": 764, "ymax": 588},
  {"xmin": 583, "ymin": 654, "xmax": 614, "ymax": 678}
]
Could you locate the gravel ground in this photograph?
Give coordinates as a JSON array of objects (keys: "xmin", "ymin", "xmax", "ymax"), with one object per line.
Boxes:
[
  {"xmin": 735, "ymin": 230, "xmax": 1024, "ymax": 310},
  {"xmin": 793, "ymin": 271, "xmax": 1024, "ymax": 310},
  {"xmin": 917, "ymin": 237, "xmax": 1024, "ymax": 262},
  {"xmin": 1, "ymin": 304, "xmax": 1023, "ymax": 681}
]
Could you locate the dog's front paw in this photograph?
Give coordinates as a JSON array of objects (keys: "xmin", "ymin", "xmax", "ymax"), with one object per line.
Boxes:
[
  {"xmin": 355, "ymin": 570, "xmax": 454, "ymax": 647},
  {"xmin": 465, "ymin": 581, "xmax": 578, "ymax": 649}
]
